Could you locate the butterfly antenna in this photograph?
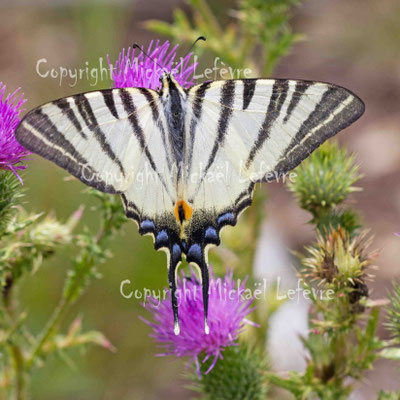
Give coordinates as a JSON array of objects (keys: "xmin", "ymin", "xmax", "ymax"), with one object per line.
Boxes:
[
  {"xmin": 184, "ymin": 36, "xmax": 206, "ymax": 59},
  {"xmin": 132, "ymin": 43, "xmax": 168, "ymax": 74}
]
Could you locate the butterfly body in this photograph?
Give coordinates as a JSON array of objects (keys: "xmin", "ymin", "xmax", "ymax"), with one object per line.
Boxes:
[
  {"xmin": 15, "ymin": 73, "xmax": 364, "ymax": 335},
  {"xmin": 160, "ymin": 74, "xmax": 187, "ymax": 166}
]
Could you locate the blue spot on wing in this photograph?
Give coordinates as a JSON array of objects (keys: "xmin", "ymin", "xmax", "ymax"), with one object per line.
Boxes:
[
  {"xmin": 156, "ymin": 230, "xmax": 169, "ymax": 246},
  {"xmin": 187, "ymin": 244, "xmax": 202, "ymax": 262},
  {"xmin": 217, "ymin": 212, "xmax": 235, "ymax": 226},
  {"xmin": 205, "ymin": 227, "xmax": 218, "ymax": 241},
  {"xmin": 172, "ymin": 243, "xmax": 182, "ymax": 262},
  {"xmin": 140, "ymin": 219, "xmax": 155, "ymax": 232}
]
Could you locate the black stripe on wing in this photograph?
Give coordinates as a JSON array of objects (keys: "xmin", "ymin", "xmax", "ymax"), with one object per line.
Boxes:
[
  {"xmin": 264, "ymin": 84, "xmax": 365, "ymax": 181},
  {"xmin": 283, "ymin": 81, "xmax": 312, "ymax": 123},
  {"xmin": 187, "ymin": 81, "xmax": 212, "ymax": 175},
  {"xmin": 138, "ymin": 87, "xmax": 174, "ymax": 172},
  {"xmin": 55, "ymin": 98, "xmax": 86, "ymax": 139},
  {"xmin": 73, "ymin": 93, "xmax": 126, "ymax": 177},
  {"xmin": 119, "ymin": 88, "xmax": 174, "ymax": 200},
  {"xmin": 101, "ymin": 91, "xmax": 120, "ymax": 119},
  {"xmin": 246, "ymin": 80, "xmax": 290, "ymax": 168},
  {"xmin": 203, "ymin": 80, "xmax": 236, "ymax": 175},
  {"xmin": 15, "ymin": 108, "xmax": 118, "ymax": 194},
  {"xmin": 120, "ymin": 89, "xmax": 160, "ymax": 172},
  {"xmin": 242, "ymin": 79, "xmax": 256, "ymax": 110}
]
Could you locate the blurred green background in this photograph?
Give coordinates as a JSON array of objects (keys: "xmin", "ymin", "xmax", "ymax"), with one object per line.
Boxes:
[{"xmin": 1, "ymin": 0, "xmax": 400, "ymax": 399}]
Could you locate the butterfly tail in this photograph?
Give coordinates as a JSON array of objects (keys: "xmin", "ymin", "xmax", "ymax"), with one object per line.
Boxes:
[
  {"xmin": 169, "ymin": 243, "xmax": 182, "ymax": 335},
  {"xmin": 199, "ymin": 256, "xmax": 210, "ymax": 335},
  {"xmin": 186, "ymin": 243, "xmax": 210, "ymax": 335}
]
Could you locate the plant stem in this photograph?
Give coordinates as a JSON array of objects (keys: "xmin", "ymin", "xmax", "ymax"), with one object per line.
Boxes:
[
  {"xmin": 26, "ymin": 296, "xmax": 68, "ymax": 368},
  {"xmin": 9, "ymin": 344, "xmax": 26, "ymax": 400},
  {"xmin": 2, "ymin": 274, "xmax": 28, "ymax": 400},
  {"xmin": 2, "ymin": 273, "xmax": 14, "ymax": 311}
]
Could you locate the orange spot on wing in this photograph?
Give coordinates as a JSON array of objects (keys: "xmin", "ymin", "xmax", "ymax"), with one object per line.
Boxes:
[{"xmin": 174, "ymin": 200, "xmax": 193, "ymax": 222}]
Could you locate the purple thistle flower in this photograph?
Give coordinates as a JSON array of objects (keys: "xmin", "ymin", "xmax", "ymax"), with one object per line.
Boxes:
[
  {"xmin": 0, "ymin": 83, "xmax": 30, "ymax": 182},
  {"xmin": 108, "ymin": 40, "xmax": 197, "ymax": 90},
  {"xmin": 140, "ymin": 268, "xmax": 257, "ymax": 376}
]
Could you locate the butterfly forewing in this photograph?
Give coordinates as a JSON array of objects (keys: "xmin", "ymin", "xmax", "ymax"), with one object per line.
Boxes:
[
  {"xmin": 187, "ymin": 79, "xmax": 364, "ymax": 184},
  {"xmin": 16, "ymin": 88, "xmax": 178, "ymax": 219}
]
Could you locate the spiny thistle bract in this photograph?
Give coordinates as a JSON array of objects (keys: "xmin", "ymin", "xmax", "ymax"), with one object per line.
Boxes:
[
  {"xmin": 195, "ymin": 344, "xmax": 267, "ymax": 400},
  {"xmin": 0, "ymin": 209, "xmax": 80, "ymax": 288},
  {"xmin": 301, "ymin": 227, "xmax": 377, "ymax": 298},
  {"xmin": 0, "ymin": 170, "xmax": 22, "ymax": 235},
  {"xmin": 312, "ymin": 208, "xmax": 361, "ymax": 238},
  {"xmin": 288, "ymin": 141, "xmax": 361, "ymax": 217}
]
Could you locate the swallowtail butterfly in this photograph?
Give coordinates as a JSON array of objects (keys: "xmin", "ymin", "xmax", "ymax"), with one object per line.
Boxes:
[{"xmin": 15, "ymin": 54, "xmax": 364, "ymax": 335}]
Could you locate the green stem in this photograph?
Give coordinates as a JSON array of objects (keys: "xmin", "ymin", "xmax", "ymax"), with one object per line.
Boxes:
[
  {"xmin": 9, "ymin": 344, "xmax": 26, "ymax": 400},
  {"xmin": 26, "ymin": 296, "xmax": 68, "ymax": 368},
  {"xmin": 2, "ymin": 273, "xmax": 14, "ymax": 311},
  {"xmin": 2, "ymin": 275, "xmax": 28, "ymax": 400}
]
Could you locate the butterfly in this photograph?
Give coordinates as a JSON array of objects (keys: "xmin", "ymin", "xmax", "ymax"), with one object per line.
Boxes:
[{"xmin": 15, "ymin": 62, "xmax": 364, "ymax": 335}]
